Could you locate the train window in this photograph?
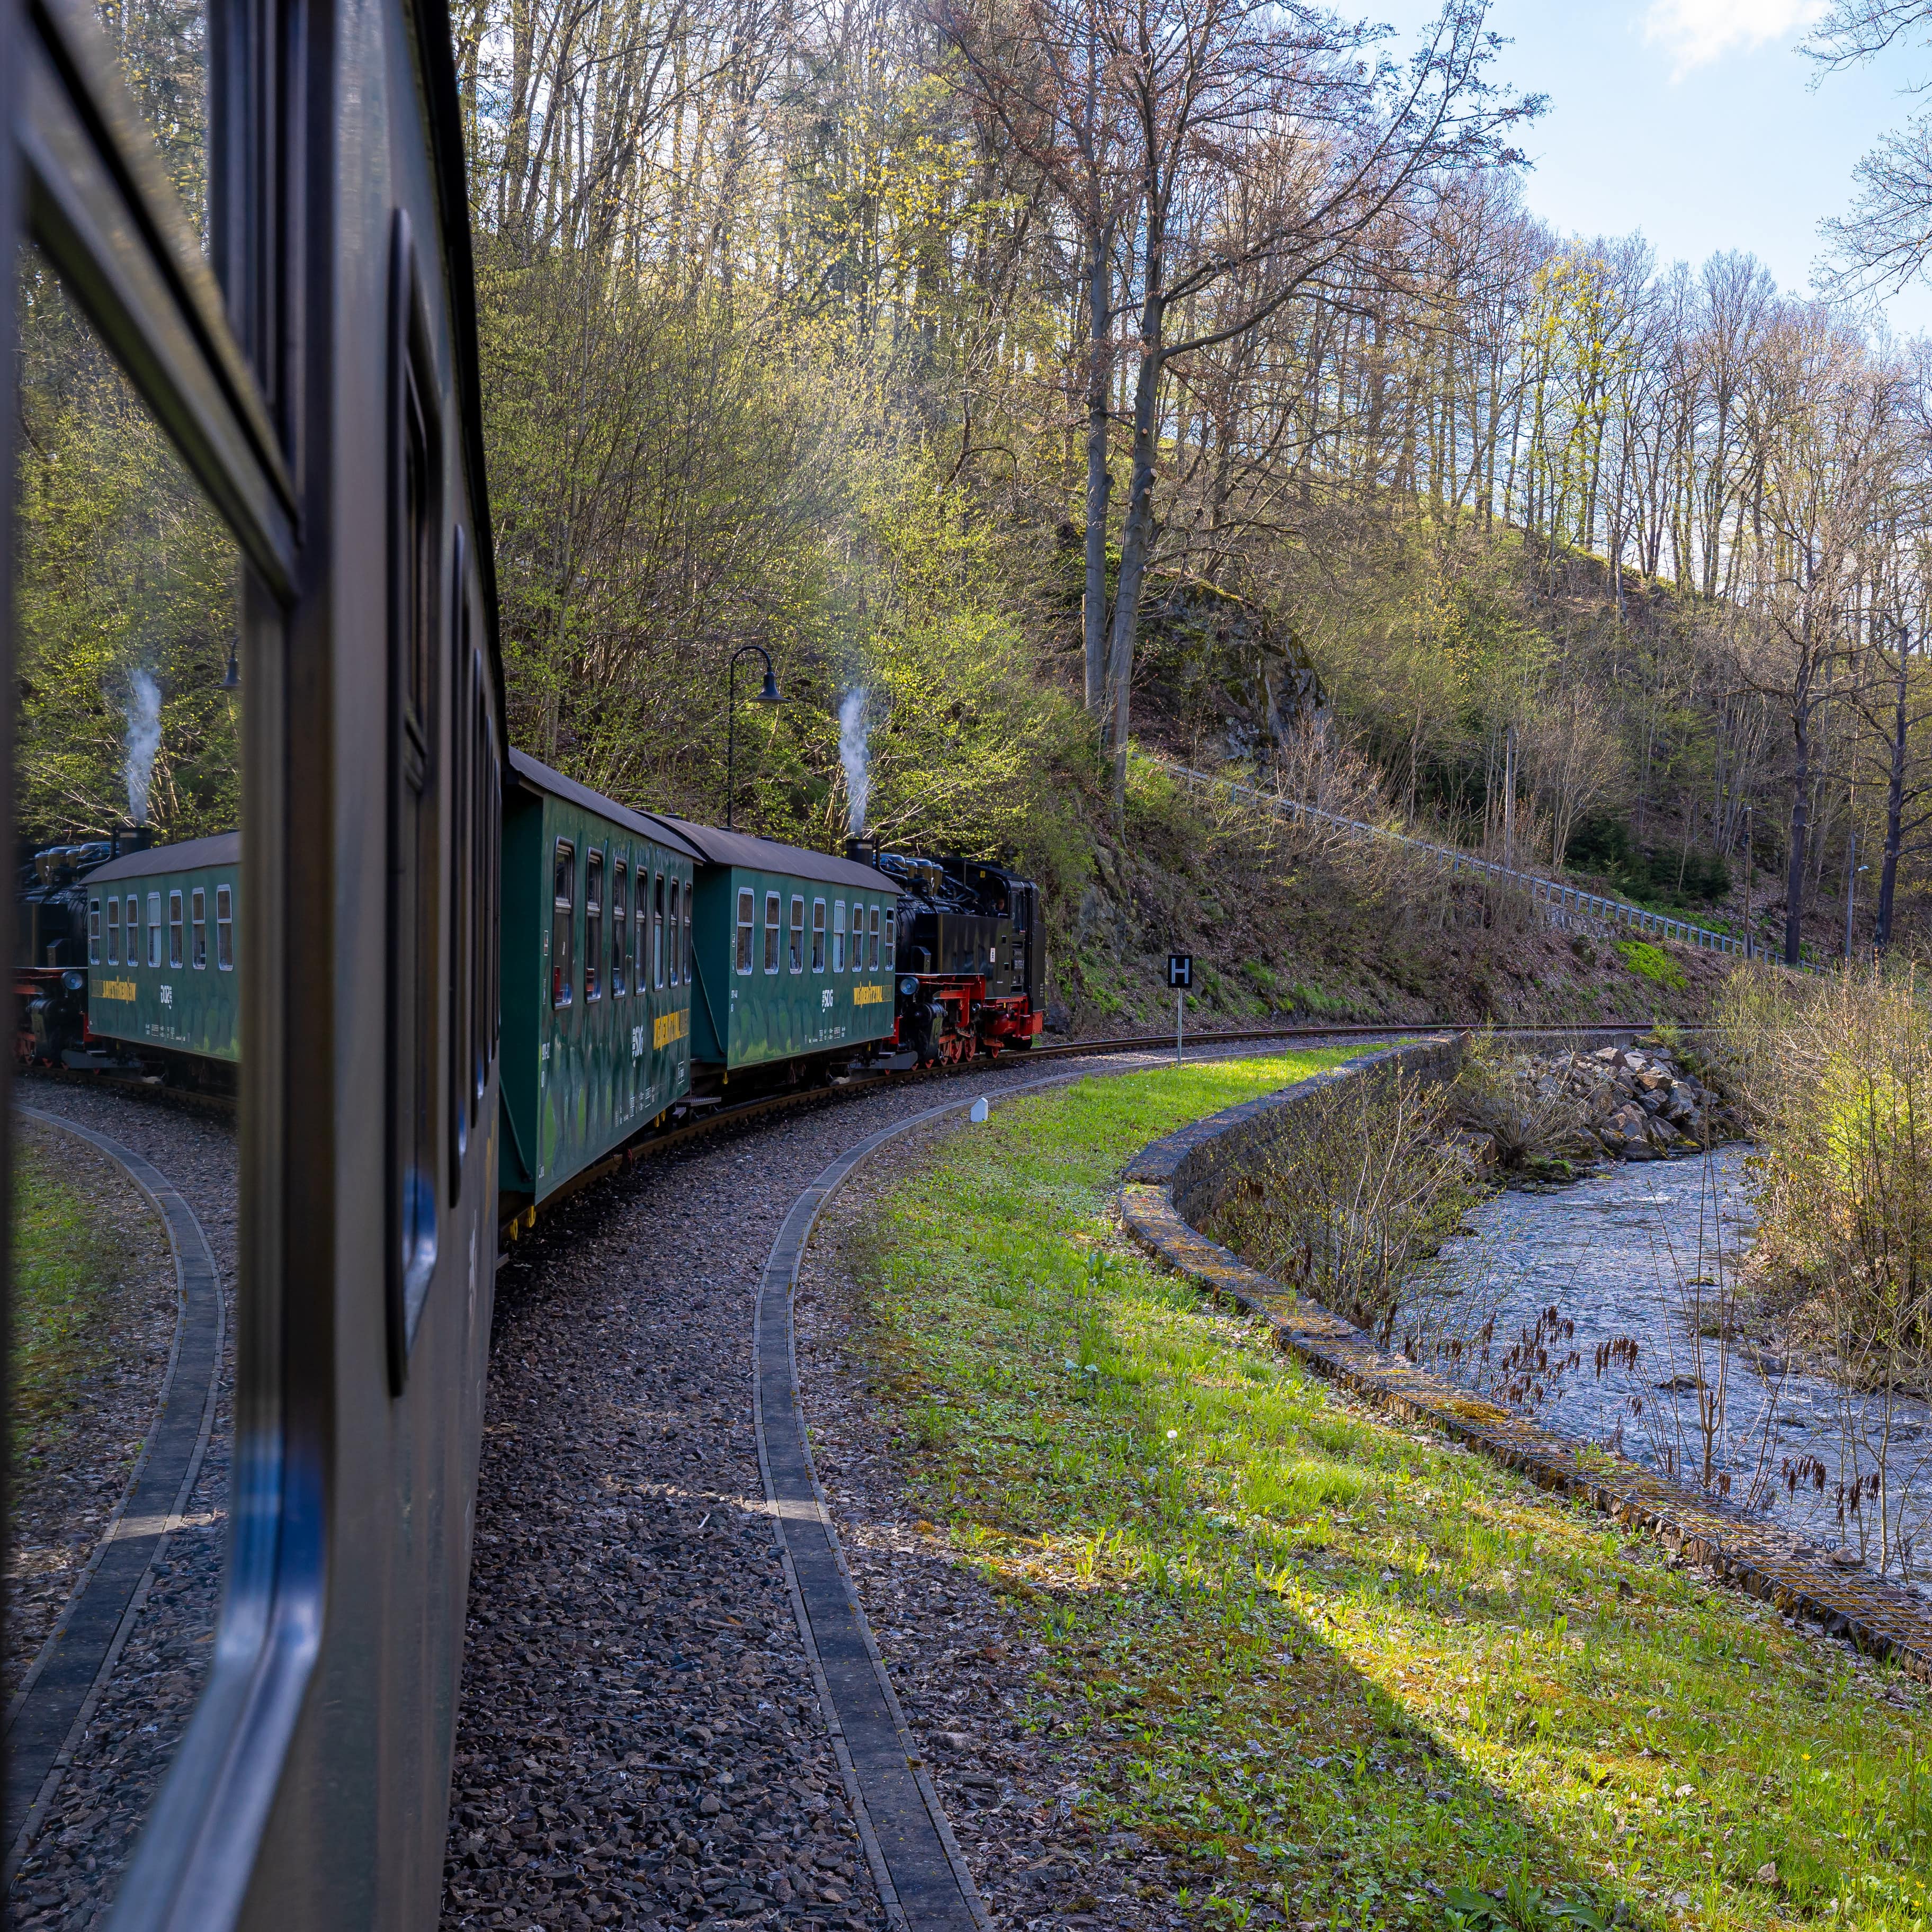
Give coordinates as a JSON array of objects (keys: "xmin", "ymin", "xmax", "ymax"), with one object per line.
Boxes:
[
  {"xmin": 106, "ymin": 898, "xmax": 120, "ymax": 966},
  {"xmin": 884, "ymin": 909, "xmax": 896, "ymax": 969},
  {"xmin": 128, "ymin": 896, "xmax": 141, "ymax": 966},
  {"xmin": 764, "ymin": 891, "xmax": 781, "ymax": 973},
  {"xmin": 612, "ymin": 862, "xmax": 629, "ymax": 996},
  {"xmin": 683, "ymin": 880, "xmax": 693, "ymax": 986},
  {"xmin": 870, "ymin": 905, "xmax": 881, "ymax": 971},
  {"xmin": 552, "ymin": 840, "xmax": 576, "ymax": 1007},
  {"xmin": 831, "ymin": 900, "xmax": 845, "ymax": 972},
  {"xmin": 148, "ymin": 892, "xmax": 163, "ymax": 967},
  {"xmin": 789, "ymin": 896, "xmax": 804, "ymax": 973},
  {"xmin": 168, "ymin": 891, "xmax": 184, "ymax": 967},
  {"xmin": 216, "ymin": 885, "xmax": 234, "ymax": 969},
  {"xmin": 667, "ymin": 878, "xmax": 680, "ymax": 986},
  {"xmin": 585, "ymin": 849, "xmax": 604, "ymax": 1000},
  {"xmin": 736, "ymin": 888, "xmax": 755, "ymax": 973},
  {"xmin": 191, "ymin": 888, "xmax": 208, "ymax": 968},
  {"xmin": 811, "ymin": 899, "xmax": 826, "ymax": 972},
  {"xmin": 88, "ymin": 898, "xmax": 101, "ymax": 964},
  {"xmin": 653, "ymin": 872, "xmax": 665, "ymax": 989}
]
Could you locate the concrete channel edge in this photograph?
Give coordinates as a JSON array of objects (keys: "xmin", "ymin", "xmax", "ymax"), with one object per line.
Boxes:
[{"xmin": 1116, "ymin": 1042, "xmax": 1932, "ymax": 1683}]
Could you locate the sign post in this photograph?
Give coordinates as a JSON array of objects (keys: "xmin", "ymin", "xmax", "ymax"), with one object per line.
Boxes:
[{"xmin": 1166, "ymin": 954, "xmax": 1193, "ymax": 1063}]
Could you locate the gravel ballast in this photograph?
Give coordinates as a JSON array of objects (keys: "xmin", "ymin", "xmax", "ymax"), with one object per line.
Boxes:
[
  {"xmin": 439, "ymin": 1047, "xmax": 1297, "ymax": 1932},
  {"xmin": 7, "ymin": 1113, "xmax": 178, "ymax": 1700},
  {"xmin": 6, "ymin": 1077, "xmax": 236, "ymax": 1929}
]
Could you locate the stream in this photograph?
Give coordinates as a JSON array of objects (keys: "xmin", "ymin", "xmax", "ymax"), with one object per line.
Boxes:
[{"xmin": 1423, "ymin": 1146, "xmax": 1932, "ymax": 1589}]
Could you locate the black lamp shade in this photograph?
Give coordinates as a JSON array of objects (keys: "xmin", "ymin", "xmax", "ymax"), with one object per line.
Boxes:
[{"xmin": 757, "ymin": 669, "xmax": 783, "ymax": 703}]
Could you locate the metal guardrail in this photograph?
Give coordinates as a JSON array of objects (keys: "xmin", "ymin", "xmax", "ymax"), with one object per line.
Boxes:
[{"xmin": 1159, "ymin": 760, "xmax": 1776, "ymax": 962}]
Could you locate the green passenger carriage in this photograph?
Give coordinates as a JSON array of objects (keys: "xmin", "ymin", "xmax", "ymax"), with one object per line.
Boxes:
[
  {"xmin": 658, "ymin": 819, "xmax": 901, "ymax": 1079},
  {"xmin": 499, "ymin": 752, "xmax": 697, "ymax": 1205},
  {"xmin": 83, "ymin": 833, "xmax": 241, "ymax": 1069}
]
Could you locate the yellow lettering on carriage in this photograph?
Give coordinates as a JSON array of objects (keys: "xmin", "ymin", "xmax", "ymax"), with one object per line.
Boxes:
[
  {"xmin": 95, "ymin": 979, "xmax": 137, "ymax": 1001},
  {"xmin": 852, "ymin": 982, "xmax": 886, "ymax": 1006},
  {"xmin": 652, "ymin": 1008, "xmax": 688, "ymax": 1048}
]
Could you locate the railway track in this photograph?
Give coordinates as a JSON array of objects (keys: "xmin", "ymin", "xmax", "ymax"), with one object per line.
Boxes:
[{"xmin": 497, "ymin": 1016, "xmax": 1665, "ymax": 1240}]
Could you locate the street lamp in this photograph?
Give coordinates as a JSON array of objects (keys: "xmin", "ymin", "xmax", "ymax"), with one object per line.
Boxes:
[
  {"xmin": 221, "ymin": 641, "xmax": 239, "ymax": 690},
  {"xmin": 726, "ymin": 645, "xmax": 786, "ymax": 831}
]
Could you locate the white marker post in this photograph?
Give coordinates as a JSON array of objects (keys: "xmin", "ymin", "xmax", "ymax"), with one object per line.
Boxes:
[{"xmin": 1167, "ymin": 953, "xmax": 1192, "ymax": 1064}]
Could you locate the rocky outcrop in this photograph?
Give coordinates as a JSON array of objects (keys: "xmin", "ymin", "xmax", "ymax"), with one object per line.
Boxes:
[{"xmin": 1557, "ymin": 1041, "xmax": 1723, "ymax": 1161}]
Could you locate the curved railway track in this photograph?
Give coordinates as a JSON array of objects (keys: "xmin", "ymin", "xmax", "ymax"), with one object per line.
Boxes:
[{"xmin": 495, "ymin": 1016, "xmax": 1662, "ymax": 1238}]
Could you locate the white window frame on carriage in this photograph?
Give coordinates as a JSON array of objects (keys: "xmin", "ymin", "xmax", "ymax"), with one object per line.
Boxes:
[
  {"xmin": 216, "ymin": 885, "xmax": 234, "ymax": 970},
  {"xmin": 147, "ymin": 891, "xmax": 163, "ymax": 967},
  {"xmin": 884, "ymin": 908, "xmax": 895, "ymax": 969},
  {"xmin": 612, "ymin": 858, "xmax": 628, "ymax": 997},
  {"xmin": 106, "ymin": 897, "xmax": 120, "ymax": 965},
  {"xmin": 667, "ymin": 876, "xmax": 680, "ymax": 986},
  {"xmin": 89, "ymin": 897, "xmax": 101, "ymax": 963},
  {"xmin": 191, "ymin": 888, "xmax": 207, "ymax": 968},
  {"xmin": 831, "ymin": 900, "xmax": 845, "ymax": 972},
  {"xmin": 788, "ymin": 895, "xmax": 804, "ymax": 973},
  {"xmin": 735, "ymin": 887, "xmax": 754, "ymax": 974},
  {"xmin": 811, "ymin": 898, "xmax": 826, "ymax": 973},
  {"xmin": 763, "ymin": 890, "xmax": 781, "ymax": 973}
]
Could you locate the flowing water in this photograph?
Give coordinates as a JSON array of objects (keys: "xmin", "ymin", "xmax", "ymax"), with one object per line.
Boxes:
[{"xmin": 1421, "ymin": 1147, "xmax": 1932, "ymax": 1588}]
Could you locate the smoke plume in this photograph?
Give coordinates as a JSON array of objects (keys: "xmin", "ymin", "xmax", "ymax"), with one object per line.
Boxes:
[
  {"xmin": 839, "ymin": 688, "xmax": 870, "ymax": 837},
  {"xmin": 124, "ymin": 670, "xmax": 162, "ymax": 825}
]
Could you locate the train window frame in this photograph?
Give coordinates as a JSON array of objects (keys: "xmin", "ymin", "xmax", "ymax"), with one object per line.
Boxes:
[
  {"xmin": 584, "ymin": 847, "xmax": 603, "ymax": 1001},
  {"xmin": 811, "ymin": 899, "xmax": 826, "ymax": 973},
  {"xmin": 88, "ymin": 896, "xmax": 101, "ymax": 964},
  {"xmin": 683, "ymin": 879, "xmax": 692, "ymax": 987},
  {"xmin": 763, "ymin": 890, "xmax": 780, "ymax": 974},
  {"xmin": 884, "ymin": 909, "xmax": 895, "ymax": 969},
  {"xmin": 789, "ymin": 896, "xmax": 804, "ymax": 974},
  {"xmin": 652, "ymin": 871, "xmax": 665, "ymax": 989},
  {"xmin": 551, "ymin": 839, "xmax": 576, "ymax": 1008},
  {"xmin": 735, "ymin": 886, "xmax": 754, "ymax": 974},
  {"xmin": 831, "ymin": 899, "xmax": 845, "ymax": 972},
  {"xmin": 128, "ymin": 896, "xmax": 140, "ymax": 967},
  {"xmin": 612, "ymin": 859, "xmax": 628, "ymax": 996},
  {"xmin": 191, "ymin": 887, "xmax": 207, "ymax": 968},
  {"xmin": 666, "ymin": 876, "xmax": 679, "ymax": 987},
  {"xmin": 168, "ymin": 890, "xmax": 184, "ymax": 968},
  {"xmin": 869, "ymin": 905, "xmax": 881, "ymax": 971},
  {"xmin": 216, "ymin": 885, "xmax": 233, "ymax": 970},
  {"xmin": 148, "ymin": 891, "xmax": 163, "ymax": 967},
  {"xmin": 106, "ymin": 897, "xmax": 120, "ymax": 965}
]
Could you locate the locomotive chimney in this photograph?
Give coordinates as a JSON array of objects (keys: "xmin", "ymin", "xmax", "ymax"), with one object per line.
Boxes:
[{"xmin": 845, "ymin": 835, "xmax": 877, "ymax": 867}]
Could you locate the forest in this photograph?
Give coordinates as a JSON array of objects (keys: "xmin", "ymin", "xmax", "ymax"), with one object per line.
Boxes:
[
  {"xmin": 23, "ymin": 0, "xmax": 1932, "ymax": 978},
  {"xmin": 439, "ymin": 0, "xmax": 1932, "ymax": 965}
]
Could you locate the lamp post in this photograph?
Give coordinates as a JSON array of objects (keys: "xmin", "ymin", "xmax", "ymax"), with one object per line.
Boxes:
[{"xmin": 726, "ymin": 645, "xmax": 785, "ymax": 831}]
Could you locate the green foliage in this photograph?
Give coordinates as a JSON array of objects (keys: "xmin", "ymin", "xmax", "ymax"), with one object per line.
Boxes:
[
  {"xmin": 1614, "ymin": 939, "xmax": 1687, "ymax": 991},
  {"xmin": 15, "ymin": 260, "xmax": 240, "ymax": 842},
  {"xmin": 1567, "ymin": 814, "xmax": 1731, "ymax": 908}
]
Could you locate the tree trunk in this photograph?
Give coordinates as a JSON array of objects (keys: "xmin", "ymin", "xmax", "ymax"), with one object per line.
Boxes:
[
  {"xmin": 1106, "ymin": 285, "xmax": 1165, "ymax": 809},
  {"xmin": 1083, "ymin": 221, "xmax": 1112, "ymax": 717},
  {"xmin": 1786, "ymin": 706, "xmax": 1810, "ymax": 968},
  {"xmin": 1878, "ymin": 641, "xmax": 1908, "ymax": 950}
]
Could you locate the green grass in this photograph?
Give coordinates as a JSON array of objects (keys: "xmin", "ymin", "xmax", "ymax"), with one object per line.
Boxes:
[
  {"xmin": 11, "ymin": 1130, "xmax": 151, "ymax": 1473},
  {"xmin": 835, "ymin": 1059, "xmax": 1932, "ymax": 1931},
  {"xmin": 1614, "ymin": 941, "xmax": 1689, "ymax": 994}
]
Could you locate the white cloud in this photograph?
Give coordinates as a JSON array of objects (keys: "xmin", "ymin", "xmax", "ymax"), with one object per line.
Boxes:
[{"xmin": 1642, "ymin": 0, "xmax": 1826, "ymax": 74}]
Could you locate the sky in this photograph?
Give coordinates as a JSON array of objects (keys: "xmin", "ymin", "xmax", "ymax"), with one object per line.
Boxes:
[{"xmin": 1371, "ymin": 0, "xmax": 1932, "ymax": 335}]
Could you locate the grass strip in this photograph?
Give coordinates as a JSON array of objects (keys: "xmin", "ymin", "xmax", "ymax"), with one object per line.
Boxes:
[
  {"xmin": 832, "ymin": 1056, "xmax": 1932, "ymax": 1931},
  {"xmin": 12, "ymin": 1125, "xmax": 156, "ymax": 1473}
]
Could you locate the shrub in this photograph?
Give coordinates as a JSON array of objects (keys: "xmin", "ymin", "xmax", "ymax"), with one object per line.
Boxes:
[{"xmin": 1614, "ymin": 938, "xmax": 1686, "ymax": 991}]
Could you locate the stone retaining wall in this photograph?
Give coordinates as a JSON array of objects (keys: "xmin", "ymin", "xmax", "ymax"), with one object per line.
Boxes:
[{"xmin": 1119, "ymin": 1049, "xmax": 1932, "ymax": 1682}]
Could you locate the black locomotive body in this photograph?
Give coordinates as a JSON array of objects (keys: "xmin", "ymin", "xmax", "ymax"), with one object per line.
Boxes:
[
  {"xmin": 15, "ymin": 831, "xmax": 148, "ymax": 1066},
  {"xmin": 864, "ymin": 845, "xmax": 1045, "ymax": 1065}
]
